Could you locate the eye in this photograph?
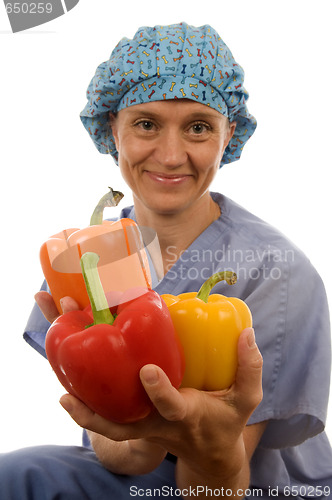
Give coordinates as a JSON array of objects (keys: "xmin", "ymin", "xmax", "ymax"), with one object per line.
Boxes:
[
  {"xmin": 135, "ymin": 120, "xmax": 155, "ymax": 131},
  {"xmin": 190, "ymin": 122, "xmax": 211, "ymax": 135}
]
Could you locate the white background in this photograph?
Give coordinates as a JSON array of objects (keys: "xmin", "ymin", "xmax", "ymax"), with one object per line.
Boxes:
[{"xmin": 0, "ymin": 0, "xmax": 331, "ymax": 452}]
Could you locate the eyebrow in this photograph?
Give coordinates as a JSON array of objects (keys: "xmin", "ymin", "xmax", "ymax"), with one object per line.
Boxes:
[{"xmin": 125, "ymin": 106, "xmax": 222, "ymax": 121}]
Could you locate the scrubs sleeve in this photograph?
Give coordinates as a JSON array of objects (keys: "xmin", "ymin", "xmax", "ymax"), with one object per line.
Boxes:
[
  {"xmin": 23, "ymin": 280, "xmax": 51, "ymax": 359},
  {"xmin": 247, "ymin": 249, "xmax": 331, "ymax": 449}
]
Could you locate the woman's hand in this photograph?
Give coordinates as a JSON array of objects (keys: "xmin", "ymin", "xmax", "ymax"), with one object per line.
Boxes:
[
  {"xmin": 59, "ymin": 327, "xmax": 263, "ymax": 491},
  {"xmin": 34, "ymin": 291, "xmax": 80, "ymax": 323}
]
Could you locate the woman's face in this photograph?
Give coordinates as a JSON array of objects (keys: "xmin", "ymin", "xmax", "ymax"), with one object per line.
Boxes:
[{"xmin": 110, "ymin": 99, "xmax": 235, "ymax": 217}]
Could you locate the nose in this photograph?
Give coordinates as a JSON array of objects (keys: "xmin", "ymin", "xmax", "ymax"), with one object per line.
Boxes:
[{"xmin": 153, "ymin": 128, "xmax": 188, "ymax": 169}]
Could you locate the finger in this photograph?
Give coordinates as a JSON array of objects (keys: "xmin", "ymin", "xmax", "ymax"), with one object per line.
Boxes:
[
  {"xmin": 59, "ymin": 394, "xmax": 149, "ymax": 442},
  {"xmin": 140, "ymin": 365, "xmax": 187, "ymax": 422},
  {"xmin": 233, "ymin": 328, "xmax": 263, "ymax": 415},
  {"xmin": 34, "ymin": 291, "xmax": 59, "ymax": 323},
  {"xmin": 59, "ymin": 394, "xmax": 115, "ymax": 436},
  {"xmin": 59, "ymin": 296, "xmax": 80, "ymax": 314}
]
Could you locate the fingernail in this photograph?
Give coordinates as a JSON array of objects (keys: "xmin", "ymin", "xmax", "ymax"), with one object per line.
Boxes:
[
  {"xmin": 141, "ymin": 365, "xmax": 159, "ymax": 385},
  {"xmin": 247, "ymin": 328, "xmax": 256, "ymax": 348},
  {"xmin": 59, "ymin": 298, "xmax": 65, "ymax": 313}
]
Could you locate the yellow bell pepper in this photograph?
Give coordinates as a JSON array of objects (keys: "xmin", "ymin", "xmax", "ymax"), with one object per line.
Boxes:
[{"xmin": 161, "ymin": 272, "xmax": 252, "ymax": 391}]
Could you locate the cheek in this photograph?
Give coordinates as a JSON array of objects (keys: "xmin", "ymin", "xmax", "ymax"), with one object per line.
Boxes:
[
  {"xmin": 117, "ymin": 134, "xmax": 151, "ymax": 167},
  {"xmin": 117, "ymin": 140, "xmax": 149, "ymax": 191},
  {"xmin": 193, "ymin": 143, "xmax": 223, "ymax": 175}
]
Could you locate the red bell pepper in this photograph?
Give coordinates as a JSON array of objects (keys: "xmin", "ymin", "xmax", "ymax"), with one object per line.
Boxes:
[{"xmin": 45, "ymin": 252, "xmax": 185, "ymax": 423}]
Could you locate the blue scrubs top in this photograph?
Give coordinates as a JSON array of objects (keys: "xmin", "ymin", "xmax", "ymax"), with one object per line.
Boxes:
[{"xmin": 24, "ymin": 192, "xmax": 332, "ymax": 495}]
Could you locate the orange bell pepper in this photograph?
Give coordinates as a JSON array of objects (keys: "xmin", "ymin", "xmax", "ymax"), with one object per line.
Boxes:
[
  {"xmin": 162, "ymin": 272, "xmax": 252, "ymax": 391},
  {"xmin": 40, "ymin": 188, "xmax": 151, "ymax": 313}
]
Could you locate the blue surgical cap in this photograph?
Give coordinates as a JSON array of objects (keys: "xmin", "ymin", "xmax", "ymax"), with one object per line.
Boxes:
[{"xmin": 80, "ymin": 22, "xmax": 257, "ymax": 167}]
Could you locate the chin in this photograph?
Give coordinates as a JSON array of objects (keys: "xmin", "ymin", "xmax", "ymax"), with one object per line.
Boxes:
[{"xmin": 150, "ymin": 194, "xmax": 191, "ymax": 213}]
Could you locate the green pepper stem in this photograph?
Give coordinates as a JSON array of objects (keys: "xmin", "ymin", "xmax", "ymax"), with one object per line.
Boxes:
[
  {"xmin": 80, "ymin": 252, "xmax": 114, "ymax": 325},
  {"xmin": 196, "ymin": 271, "xmax": 237, "ymax": 303},
  {"xmin": 90, "ymin": 187, "xmax": 124, "ymax": 226}
]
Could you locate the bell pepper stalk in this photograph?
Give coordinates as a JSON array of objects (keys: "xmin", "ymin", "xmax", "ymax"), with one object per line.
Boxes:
[
  {"xmin": 45, "ymin": 251, "xmax": 185, "ymax": 423},
  {"xmin": 161, "ymin": 271, "xmax": 252, "ymax": 391},
  {"xmin": 89, "ymin": 188, "xmax": 123, "ymax": 225},
  {"xmin": 40, "ymin": 188, "xmax": 151, "ymax": 313}
]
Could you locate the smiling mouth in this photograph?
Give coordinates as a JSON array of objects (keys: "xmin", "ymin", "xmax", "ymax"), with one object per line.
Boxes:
[{"xmin": 144, "ymin": 171, "xmax": 192, "ymax": 184}]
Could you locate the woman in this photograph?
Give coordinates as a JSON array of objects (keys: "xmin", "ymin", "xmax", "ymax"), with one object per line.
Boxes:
[{"xmin": 2, "ymin": 22, "xmax": 331, "ymax": 499}]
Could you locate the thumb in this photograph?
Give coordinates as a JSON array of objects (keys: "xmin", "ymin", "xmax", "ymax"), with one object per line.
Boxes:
[
  {"xmin": 140, "ymin": 365, "xmax": 187, "ymax": 422},
  {"xmin": 233, "ymin": 328, "xmax": 263, "ymax": 416}
]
